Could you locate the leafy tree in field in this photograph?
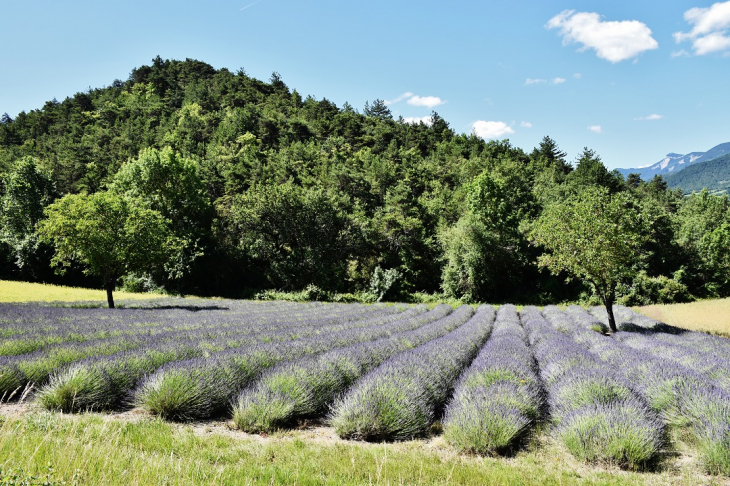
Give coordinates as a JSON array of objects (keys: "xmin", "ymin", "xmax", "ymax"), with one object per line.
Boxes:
[
  {"xmin": 38, "ymin": 191, "xmax": 175, "ymax": 308},
  {"xmin": 530, "ymin": 187, "xmax": 649, "ymax": 332},
  {"xmin": 0, "ymin": 157, "xmax": 57, "ymax": 278}
]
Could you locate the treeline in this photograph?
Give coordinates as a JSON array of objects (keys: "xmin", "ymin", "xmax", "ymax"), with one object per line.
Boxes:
[{"xmin": 0, "ymin": 57, "xmax": 729, "ymax": 305}]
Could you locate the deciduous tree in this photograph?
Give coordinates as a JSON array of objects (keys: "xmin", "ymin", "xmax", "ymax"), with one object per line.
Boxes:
[
  {"xmin": 38, "ymin": 191, "xmax": 176, "ymax": 308},
  {"xmin": 530, "ymin": 187, "xmax": 649, "ymax": 332}
]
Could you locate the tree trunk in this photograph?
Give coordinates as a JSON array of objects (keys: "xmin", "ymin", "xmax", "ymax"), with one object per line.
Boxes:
[
  {"xmin": 604, "ymin": 300, "xmax": 616, "ymax": 333},
  {"xmin": 105, "ymin": 280, "xmax": 115, "ymax": 309}
]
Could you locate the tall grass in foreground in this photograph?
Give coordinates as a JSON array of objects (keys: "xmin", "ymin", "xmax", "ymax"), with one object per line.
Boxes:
[
  {"xmin": 330, "ymin": 305, "xmax": 495, "ymax": 441},
  {"xmin": 443, "ymin": 305, "xmax": 544, "ymax": 456},
  {"xmin": 0, "ymin": 410, "xmax": 706, "ymax": 486}
]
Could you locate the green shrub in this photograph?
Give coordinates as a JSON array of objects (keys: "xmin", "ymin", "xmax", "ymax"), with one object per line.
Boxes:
[
  {"xmin": 369, "ymin": 267, "xmax": 401, "ymax": 302},
  {"xmin": 119, "ymin": 273, "xmax": 164, "ymax": 294},
  {"xmin": 617, "ymin": 271, "xmax": 691, "ymax": 306}
]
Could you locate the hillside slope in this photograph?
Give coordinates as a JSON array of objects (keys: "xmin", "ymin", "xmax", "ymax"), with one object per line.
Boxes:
[{"xmin": 665, "ymin": 153, "xmax": 730, "ymax": 195}]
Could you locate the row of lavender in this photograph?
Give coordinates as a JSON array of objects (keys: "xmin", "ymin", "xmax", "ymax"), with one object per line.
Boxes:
[
  {"xmin": 37, "ymin": 303, "xmax": 453, "ymax": 415},
  {"xmin": 443, "ymin": 304, "xmax": 729, "ymax": 474},
  {"xmin": 4, "ymin": 299, "xmax": 728, "ymax": 474},
  {"xmin": 0, "ymin": 299, "xmax": 392, "ymax": 355},
  {"xmin": 530, "ymin": 306, "xmax": 663, "ymax": 469},
  {"xmin": 26, "ymin": 299, "xmax": 502, "ymax": 443},
  {"xmin": 442, "ymin": 305, "xmax": 543, "ymax": 455},
  {"xmin": 585, "ymin": 305, "xmax": 730, "ymax": 474},
  {"xmin": 232, "ymin": 304, "xmax": 483, "ymax": 433},
  {"xmin": 133, "ymin": 304, "xmax": 465, "ymax": 421},
  {"xmin": 329, "ymin": 304, "xmax": 496, "ymax": 440},
  {"xmin": 0, "ymin": 300, "xmax": 411, "ymax": 401}
]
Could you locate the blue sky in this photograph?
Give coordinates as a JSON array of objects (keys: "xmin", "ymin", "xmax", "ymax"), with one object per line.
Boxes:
[{"xmin": 1, "ymin": 0, "xmax": 728, "ymax": 169}]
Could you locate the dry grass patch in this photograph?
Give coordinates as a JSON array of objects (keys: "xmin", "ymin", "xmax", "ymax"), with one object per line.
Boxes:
[
  {"xmin": 0, "ymin": 280, "xmax": 162, "ymax": 303},
  {"xmin": 636, "ymin": 298, "xmax": 730, "ymax": 335}
]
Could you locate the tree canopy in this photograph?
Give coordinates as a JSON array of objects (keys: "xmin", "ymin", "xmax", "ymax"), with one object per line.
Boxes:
[
  {"xmin": 0, "ymin": 57, "xmax": 727, "ymax": 307},
  {"xmin": 0, "ymin": 157, "xmax": 56, "ymax": 278},
  {"xmin": 530, "ymin": 187, "xmax": 650, "ymax": 331},
  {"xmin": 38, "ymin": 191, "xmax": 176, "ymax": 307}
]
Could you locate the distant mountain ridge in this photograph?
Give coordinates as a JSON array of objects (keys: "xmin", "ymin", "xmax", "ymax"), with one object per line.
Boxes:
[
  {"xmin": 617, "ymin": 142, "xmax": 730, "ymax": 180},
  {"xmin": 665, "ymin": 153, "xmax": 730, "ymax": 195}
]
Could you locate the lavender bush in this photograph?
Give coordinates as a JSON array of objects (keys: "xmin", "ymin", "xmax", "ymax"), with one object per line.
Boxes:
[
  {"xmin": 134, "ymin": 305, "xmax": 455, "ymax": 420},
  {"xmin": 442, "ymin": 304, "xmax": 544, "ymax": 455},
  {"xmin": 547, "ymin": 305, "xmax": 730, "ymax": 475},
  {"xmin": 232, "ymin": 305, "xmax": 476, "ymax": 432},
  {"xmin": 32, "ymin": 302, "xmax": 423, "ymax": 412},
  {"xmin": 520, "ymin": 306, "xmax": 663, "ymax": 470},
  {"xmin": 330, "ymin": 305, "xmax": 496, "ymax": 441}
]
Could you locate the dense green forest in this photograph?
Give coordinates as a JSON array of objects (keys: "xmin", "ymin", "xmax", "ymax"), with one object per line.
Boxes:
[
  {"xmin": 1, "ymin": 57, "xmax": 729, "ymax": 305},
  {"xmin": 666, "ymin": 153, "xmax": 730, "ymax": 195}
]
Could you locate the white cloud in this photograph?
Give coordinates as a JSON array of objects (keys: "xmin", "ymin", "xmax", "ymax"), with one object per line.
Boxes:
[
  {"xmin": 386, "ymin": 92, "xmax": 446, "ymax": 109},
  {"xmin": 472, "ymin": 121, "xmax": 515, "ymax": 139},
  {"xmin": 634, "ymin": 114, "xmax": 663, "ymax": 121},
  {"xmin": 525, "ymin": 77, "xmax": 566, "ymax": 85},
  {"xmin": 573, "ymin": 73, "xmax": 582, "ymax": 79},
  {"xmin": 385, "ymin": 92, "xmax": 414, "ymax": 105},
  {"xmin": 546, "ymin": 10, "xmax": 658, "ymax": 63},
  {"xmin": 693, "ymin": 31, "xmax": 730, "ymax": 54},
  {"xmin": 674, "ymin": 1, "xmax": 730, "ymax": 55},
  {"xmin": 407, "ymin": 95, "xmax": 445, "ymax": 108},
  {"xmin": 520, "ymin": 121, "xmax": 533, "ymax": 128},
  {"xmin": 402, "ymin": 116, "xmax": 433, "ymax": 126},
  {"xmin": 676, "ymin": 2, "xmax": 730, "ymax": 39},
  {"xmin": 588, "ymin": 125, "xmax": 603, "ymax": 133},
  {"xmin": 671, "ymin": 49, "xmax": 691, "ymax": 58}
]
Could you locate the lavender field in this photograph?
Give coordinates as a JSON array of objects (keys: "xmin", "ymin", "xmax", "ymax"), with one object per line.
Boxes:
[{"xmin": 1, "ymin": 298, "xmax": 729, "ymax": 475}]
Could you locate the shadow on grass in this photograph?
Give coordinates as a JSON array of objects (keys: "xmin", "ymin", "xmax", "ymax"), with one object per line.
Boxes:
[
  {"xmin": 47, "ymin": 302, "xmax": 229, "ymax": 312},
  {"xmin": 128, "ymin": 305, "xmax": 230, "ymax": 312},
  {"xmin": 617, "ymin": 322, "xmax": 686, "ymax": 335}
]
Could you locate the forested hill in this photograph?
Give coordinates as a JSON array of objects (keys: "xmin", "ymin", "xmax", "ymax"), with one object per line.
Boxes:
[
  {"xmin": 0, "ymin": 57, "xmax": 469, "ymax": 195},
  {"xmin": 665, "ymin": 153, "xmax": 730, "ymax": 195},
  {"xmin": 1, "ymin": 57, "xmax": 729, "ymax": 305}
]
